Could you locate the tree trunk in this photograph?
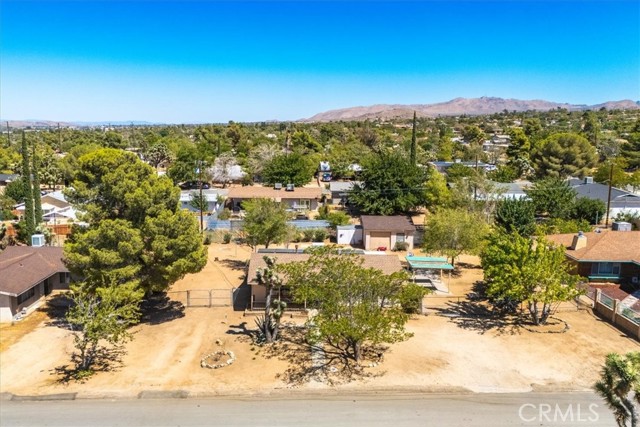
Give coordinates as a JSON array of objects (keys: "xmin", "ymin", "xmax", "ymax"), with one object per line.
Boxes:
[
  {"xmin": 353, "ymin": 341, "xmax": 362, "ymax": 363},
  {"xmin": 528, "ymin": 301, "xmax": 540, "ymax": 325},
  {"xmin": 540, "ymin": 303, "xmax": 552, "ymax": 325}
]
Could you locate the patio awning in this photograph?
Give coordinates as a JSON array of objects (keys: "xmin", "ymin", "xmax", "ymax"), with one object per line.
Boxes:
[{"xmin": 405, "ymin": 256, "xmax": 454, "ymax": 270}]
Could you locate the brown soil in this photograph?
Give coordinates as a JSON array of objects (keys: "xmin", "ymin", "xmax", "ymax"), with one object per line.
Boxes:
[{"xmin": 1, "ymin": 244, "xmax": 637, "ymax": 397}]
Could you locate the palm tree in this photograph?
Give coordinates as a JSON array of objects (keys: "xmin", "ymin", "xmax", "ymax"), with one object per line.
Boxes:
[{"xmin": 594, "ymin": 352, "xmax": 640, "ymax": 427}]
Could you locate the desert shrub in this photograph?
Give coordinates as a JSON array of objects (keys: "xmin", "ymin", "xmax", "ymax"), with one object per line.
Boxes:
[
  {"xmin": 316, "ymin": 205, "xmax": 330, "ymax": 220},
  {"xmin": 203, "ymin": 234, "xmax": 212, "ymax": 245},
  {"xmin": 312, "ymin": 228, "xmax": 328, "ymax": 242},
  {"xmin": 217, "ymin": 208, "xmax": 232, "ymax": 220},
  {"xmin": 537, "ymin": 218, "xmax": 593, "ymax": 235},
  {"xmin": 399, "ymin": 283, "xmax": 428, "ymax": 314},
  {"xmin": 223, "ymin": 232, "xmax": 232, "ymax": 244},
  {"xmin": 302, "ymin": 229, "xmax": 315, "ymax": 242},
  {"xmin": 393, "ymin": 241, "xmax": 409, "ymax": 252}
]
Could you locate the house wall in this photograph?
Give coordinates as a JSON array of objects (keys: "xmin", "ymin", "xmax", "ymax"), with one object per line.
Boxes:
[
  {"xmin": 575, "ymin": 261, "xmax": 640, "ymax": 284},
  {"xmin": 0, "ymin": 272, "xmax": 69, "ymax": 323},
  {"xmin": 231, "ymin": 197, "xmax": 319, "ymax": 212},
  {"xmin": 251, "ymin": 284, "xmax": 267, "ymax": 306},
  {"xmin": 337, "ymin": 225, "xmax": 363, "ymax": 246},
  {"xmin": 364, "ymin": 230, "xmax": 414, "ymax": 251},
  {"xmin": 180, "ymin": 200, "xmax": 219, "ymax": 214}
]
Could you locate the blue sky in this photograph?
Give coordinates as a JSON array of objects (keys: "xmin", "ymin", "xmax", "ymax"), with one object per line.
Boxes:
[{"xmin": 1, "ymin": 0, "xmax": 639, "ymax": 123}]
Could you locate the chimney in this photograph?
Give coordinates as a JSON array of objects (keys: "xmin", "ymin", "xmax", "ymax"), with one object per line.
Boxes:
[
  {"xmin": 584, "ymin": 176, "xmax": 593, "ymax": 184},
  {"xmin": 570, "ymin": 231, "xmax": 587, "ymax": 250}
]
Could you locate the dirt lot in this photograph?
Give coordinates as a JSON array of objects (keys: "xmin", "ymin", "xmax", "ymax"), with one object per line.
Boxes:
[{"xmin": 1, "ymin": 243, "xmax": 638, "ymax": 397}]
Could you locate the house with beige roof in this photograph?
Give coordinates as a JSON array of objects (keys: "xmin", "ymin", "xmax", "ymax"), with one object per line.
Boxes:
[
  {"xmin": 227, "ymin": 185, "xmax": 323, "ymax": 213},
  {"xmin": 245, "ymin": 251, "xmax": 403, "ymax": 309},
  {"xmin": 0, "ymin": 246, "xmax": 70, "ymax": 322},
  {"xmin": 546, "ymin": 229, "xmax": 640, "ymax": 285}
]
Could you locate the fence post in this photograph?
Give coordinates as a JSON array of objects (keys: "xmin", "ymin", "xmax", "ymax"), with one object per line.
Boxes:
[
  {"xmin": 612, "ymin": 298, "xmax": 619, "ymax": 323},
  {"xmin": 209, "ymin": 290, "xmax": 212, "ymax": 308},
  {"xmin": 187, "ymin": 290, "xmax": 191, "ymax": 307}
]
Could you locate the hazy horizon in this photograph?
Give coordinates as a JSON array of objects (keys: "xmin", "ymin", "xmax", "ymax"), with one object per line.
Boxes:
[{"xmin": 2, "ymin": 0, "xmax": 639, "ymax": 123}]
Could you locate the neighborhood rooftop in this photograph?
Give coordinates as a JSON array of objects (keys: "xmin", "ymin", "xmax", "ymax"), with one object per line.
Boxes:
[
  {"xmin": 0, "ymin": 246, "xmax": 68, "ymax": 296},
  {"xmin": 227, "ymin": 186, "xmax": 323, "ymax": 200},
  {"xmin": 546, "ymin": 231, "xmax": 640, "ymax": 264},
  {"xmin": 246, "ymin": 252, "xmax": 403, "ymax": 284},
  {"xmin": 360, "ymin": 215, "xmax": 416, "ymax": 232}
]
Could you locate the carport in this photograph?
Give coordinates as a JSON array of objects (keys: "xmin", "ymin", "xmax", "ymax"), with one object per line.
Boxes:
[{"xmin": 405, "ymin": 255, "xmax": 454, "ymax": 294}]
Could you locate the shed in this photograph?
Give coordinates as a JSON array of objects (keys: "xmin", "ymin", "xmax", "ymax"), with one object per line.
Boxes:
[{"xmin": 360, "ymin": 215, "xmax": 416, "ymax": 251}]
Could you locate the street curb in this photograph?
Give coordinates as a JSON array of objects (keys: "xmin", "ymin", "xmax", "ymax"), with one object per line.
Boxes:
[
  {"xmin": 138, "ymin": 390, "xmax": 189, "ymax": 399},
  {"xmin": 0, "ymin": 392, "xmax": 14, "ymax": 401},
  {"xmin": 10, "ymin": 393, "xmax": 77, "ymax": 401}
]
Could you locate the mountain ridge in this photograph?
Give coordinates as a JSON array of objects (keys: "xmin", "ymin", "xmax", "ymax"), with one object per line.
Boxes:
[{"xmin": 303, "ymin": 97, "xmax": 640, "ymax": 122}]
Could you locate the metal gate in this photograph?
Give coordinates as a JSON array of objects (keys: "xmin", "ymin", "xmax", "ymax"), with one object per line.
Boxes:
[{"xmin": 167, "ymin": 289, "xmax": 233, "ymax": 307}]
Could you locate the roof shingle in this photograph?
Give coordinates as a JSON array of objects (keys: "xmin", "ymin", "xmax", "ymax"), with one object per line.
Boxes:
[
  {"xmin": 546, "ymin": 231, "xmax": 640, "ymax": 264},
  {"xmin": 360, "ymin": 215, "xmax": 416, "ymax": 232},
  {"xmin": 0, "ymin": 246, "xmax": 68, "ymax": 296}
]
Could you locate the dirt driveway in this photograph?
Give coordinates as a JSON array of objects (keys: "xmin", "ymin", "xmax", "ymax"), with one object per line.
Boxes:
[{"xmin": 1, "ymin": 244, "xmax": 637, "ymax": 397}]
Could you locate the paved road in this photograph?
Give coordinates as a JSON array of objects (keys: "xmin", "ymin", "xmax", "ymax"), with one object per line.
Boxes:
[{"xmin": 0, "ymin": 392, "xmax": 615, "ymax": 426}]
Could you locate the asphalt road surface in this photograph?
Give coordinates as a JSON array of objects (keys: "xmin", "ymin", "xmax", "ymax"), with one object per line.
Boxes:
[{"xmin": 0, "ymin": 392, "xmax": 615, "ymax": 426}]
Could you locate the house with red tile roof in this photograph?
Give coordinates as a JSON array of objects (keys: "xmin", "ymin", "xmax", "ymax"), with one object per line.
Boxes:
[{"xmin": 0, "ymin": 246, "xmax": 70, "ymax": 322}]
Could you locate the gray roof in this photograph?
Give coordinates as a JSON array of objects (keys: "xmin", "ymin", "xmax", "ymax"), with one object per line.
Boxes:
[
  {"xmin": 0, "ymin": 174, "xmax": 19, "ymax": 183},
  {"xmin": 329, "ymin": 181, "xmax": 358, "ymax": 192},
  {"xmin": 360, "ymin": 215, "xmax": 416, "ymax": 232},
  {"xmin": 569, "ymin": 180, "xmax": 640, "ymax": 208}
]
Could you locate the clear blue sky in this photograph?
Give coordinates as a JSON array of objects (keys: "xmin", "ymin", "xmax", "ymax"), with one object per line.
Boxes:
[{"xmin": 2, "ymin": 0, "xmax": 639, "ymax": 123}]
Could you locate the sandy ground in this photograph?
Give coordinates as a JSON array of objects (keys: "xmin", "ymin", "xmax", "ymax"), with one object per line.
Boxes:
[{"xmin": 1, "ymin": 244, "xmax": 638, "ymax": 397}]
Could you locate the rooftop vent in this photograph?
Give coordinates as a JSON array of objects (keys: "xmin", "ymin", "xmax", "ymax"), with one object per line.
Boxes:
[
  {"xmin": 584, "ymin": 176, "xmax": 594, "ymax": 184},
  {"xmin": 274, "ymin": 183, "xmax": 282, "ymax": 190},
  {"xmin": 285, "ymin": 184, "xmax": 295, "ymax": 192}
]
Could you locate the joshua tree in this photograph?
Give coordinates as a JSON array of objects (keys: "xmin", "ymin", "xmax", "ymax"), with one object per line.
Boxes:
[{"xmin": 594, "ymin": 352, "xmax": 640, "ymax": 427}]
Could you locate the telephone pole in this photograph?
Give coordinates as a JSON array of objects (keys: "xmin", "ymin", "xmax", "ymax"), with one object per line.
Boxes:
[{"xmin": 604, "ymin": 162, "xmax": 614, "ymax": 229}]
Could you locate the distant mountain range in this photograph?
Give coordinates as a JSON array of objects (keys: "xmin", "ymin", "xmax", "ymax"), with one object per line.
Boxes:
[
  {"xmin": 303, "ymin": 97, "xmax": 640, "ymax": 122},
  {"xmin": 1, "ymin": 120, "xmax": 159, "ymax": 129}
]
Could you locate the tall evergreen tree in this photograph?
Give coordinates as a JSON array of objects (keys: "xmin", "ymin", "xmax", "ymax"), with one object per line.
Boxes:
[
  {"xmin": 410, "ymin": 111, "xmax": 417, "ymax": 165},
  {"xmin": 21, "ymin": 131, "xmax": 35, "ymax": 242},
  {"xmin": 31, "ymin": 135, "xmax": 43, "ymax": 224}
]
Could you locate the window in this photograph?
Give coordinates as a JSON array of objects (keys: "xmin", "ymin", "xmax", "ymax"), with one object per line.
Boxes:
[
  {"xmin": 59, "ymin": 272, "xmax": 69, "ymax": 284},
  {"xmin": 396, "ymin": 233, "xmax": 406, "ymax": 243},
  {"xmin": 591, "ymin": 262, "xmax": 621, "ymax": 276},
  {"xmin": 17, "ymin": 287, "xmax": 36, "ymax": 305}
]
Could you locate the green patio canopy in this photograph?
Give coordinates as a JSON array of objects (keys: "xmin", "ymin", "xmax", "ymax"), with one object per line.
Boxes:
[{"xmin": 405, "ymin": 256, "xmax": 454, "ymax": 271}]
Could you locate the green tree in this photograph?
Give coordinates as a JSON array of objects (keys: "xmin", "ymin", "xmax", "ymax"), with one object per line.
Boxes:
[
  {"xmin": 350, "ymin": 151, "xmax": 428, "ymax": 215},
  {"xmin": 242, "ymin": 198, "xmax": 290, "ymax": 249},
  {"xmin": 143, "ymin": 142, "xmax": 173, "ymax": 169},
  {"xmin": 594, "ymin": 352, "xmax": 640, "ymax": 427},
  {"xmin": 20, "ymin": 132, "xmax": 35, "ymax": 241},
  {"xmin": 525, "ymin": 177, "xmax": 577, "ymax": 219},
  {"xmin": 481, "ymin": 233, "xmax": 582, "ymax": 325},
  {"xmin": 262, "ymin": 153, "xmax": 315, "ymax": 187},
  {"xmin": 531, "ymin": 133, "xmax": 598, "ymax": 179},
  {"xmin": 189, "ymin": 191, "xmax": 208, "ymax": 214},
  {"xmin": 422, "ymin": 208, "xmax": 490, "ymax": 266},
  {"xmin": 494, "ymin": 198, "xmax": 536, "ymax": 236},
  {"xmin": 621, "ymin": 119, "xmax": 640, "ymax": 170},
  {"xmin": 66, "ymin": 282, "xmax": 142, "ymax": 375},
  {"xmin": 572, "ymin": 197, "xmax": 606, "ymax": 224},
  {"xmin": 594, "ymin": 158, "xmax": 630, "ymax": 188},
  {"xmin": 278, "ymin": 248, "xmax": 414, "ymax": 362},
  {"xmin": 31, "ymin": 137, "xmax": 43, "ymax": 224},
  {"xmin": 410, "ymin": 111, "xmax": 417, "ymax": 165},
  {"xmin": 423, "ymin": 169, "xmax": 451, "ymax": 211},
  {"xmin": 64, "ymin": 148, "xmax": 207, "ymax": 295}
]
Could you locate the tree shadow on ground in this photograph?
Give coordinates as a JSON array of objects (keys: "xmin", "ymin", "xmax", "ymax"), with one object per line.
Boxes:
[
  {"xmin": 42, "ymin": 293, "xmax": 73, "ymax": 328},
  {"xmin": 219, "ymin": 259, "xmax": 248, "ymax": 271},
  {"xmin": 140, "ymin": 293, "xmax": 185, "ymax": 325},
  {"xmin": 432, "ymin": 281, "xmax": 521, "ymax": 335},
  {"xmin": 51, "ymin": 345, "xmax": 126, "ymax": 384},
  {"xmin": 240, "ymin": 323, "xmax": 385, "ymax": 386},
  {"xmin": 232, "ymin": 284, "xmax": 251, "ymax": 311}
]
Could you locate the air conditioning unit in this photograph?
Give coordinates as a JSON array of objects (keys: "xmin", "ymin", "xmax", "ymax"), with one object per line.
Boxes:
[
  {"xmin": 31, "ymin": 234, "xmax": 45, "ymax": 247},
  {"xmin": 274, "ymin": 183, "xmax": 282, "ymax": 190},
  {"xmin": 285, "ymin": 184, "xmax": 295, "ymax": 192}
]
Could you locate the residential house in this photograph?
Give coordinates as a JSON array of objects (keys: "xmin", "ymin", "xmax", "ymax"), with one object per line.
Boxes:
[
  {"xmin": 179, "ymin": 189, "xmax": 228, "ymax": 214},
  {"xmin": 478, "ymin": 180, "xmax": 532, "ymax": 201},
  {"xmin": 429, "ymin": 160, "xmax": 497, "ymax": 174},
  {"xmin": 360, "ymin": 215, "xmax": 416, "ymax": 251},
  {"xmin": 547, "ymin": 229, "xmax": 640, "ymax": 285},
  {"xmin": 246, "ymin": 251, "xmax": 403, "ymax": 309},
  {"xmin": 227, "ymin": 185, "xmax": 323, "ymax": 213},
  {"xmin": 0, "ymin": 246, "xmax": 70, "ymax": 322},
  {"xmin": 329, "ymin": 181, "xmax": 358, "ymax": 205},
  {"xmin": 569, "ymin": 177, "xmax": 640, "ymax": 219},
  {"xmin": 482, "ymin": 134, "xmax": 511, "ymax": 153},
  {"xmin": 0, "ymin": 174, "xmax": 19, "ymax": 186}
]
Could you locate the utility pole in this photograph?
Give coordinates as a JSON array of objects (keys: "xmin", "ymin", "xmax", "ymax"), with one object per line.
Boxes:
[
  {"xmin": 604, "ymin": 161, "xmax": 614, "ymax": 229},
  {"xmin": 196, "ymin": 160, "xmax": 205, "ymax": 233}
]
